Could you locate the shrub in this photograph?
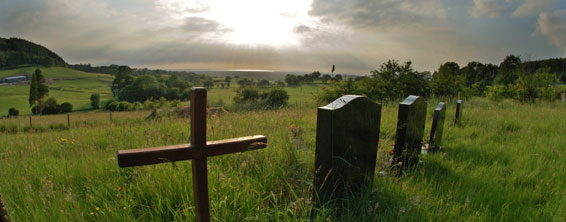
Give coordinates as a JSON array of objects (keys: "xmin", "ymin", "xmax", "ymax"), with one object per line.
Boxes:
[
  {"xmin": 234, "ymin": 87, "xmax": 260, "ymax": 104},
  {"xmin": 42, "ymin": 98, "xmax": 61, "ymax": 115},
  {"xmin": 486, "ymin": 85, "xmax": 507, "ymax": 101},
  {"xmin": 8, "ymin": 107, "xmax": 19, "ymax": 117},
  {"xmin": 90, "ymin": 93, "xmax": 100, "ymax": 109},
  {"xmin": 107, "ymin": 101, "xmax": 119, "ymax": 111},
  {"xmin": 60, "ymin": 102, "xmax": 73, "ymax": 113},
  {"xmin": 180, "ymin": 88, "xmax": 191, "ymax": 101},
  {"xmin": 264, "ymin": 87, "xmax": 289, "ymax": 108},
  {"xmin": 132, "ymin": 102, "xmax": 144, "ymax": 110},
  {"xmin": 117, "ymin": 101, "xmax": 133, "ymax": 111}
]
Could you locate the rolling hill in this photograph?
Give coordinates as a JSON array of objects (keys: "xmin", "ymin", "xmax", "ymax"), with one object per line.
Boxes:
[
  {"xmin": 0, "ymin": 66, "xmax": 114, "ymax": 115},
  {"xmin": 0, "ymin": 37, "xmax": 67, "ymax": 69}
]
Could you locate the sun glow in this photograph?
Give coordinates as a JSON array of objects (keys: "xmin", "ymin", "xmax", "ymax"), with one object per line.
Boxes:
[{"xmin": 158, "ymin": 0, "xmax": 313, "ymax": 47}]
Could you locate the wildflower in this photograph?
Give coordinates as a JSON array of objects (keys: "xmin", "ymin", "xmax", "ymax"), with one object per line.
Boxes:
[
  {"xmin": 60, "ymin": 138, "xmax": 68, "ymax": 142},
  {"xmin": 89, "ymin": 212, "xmax": 94, "ymax": 215},
  {"xmin": 95, "ymin": 207, "xmax": 100, "ymax": 211},
  {"xmin": 388, "ymin": 149, "xmax": 395, "ymax": 156}
]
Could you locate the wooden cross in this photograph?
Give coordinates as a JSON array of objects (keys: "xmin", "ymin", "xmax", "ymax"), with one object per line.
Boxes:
[{"xmin": 116, "ymin": 87, "xmax": 267, "ymax": 222}]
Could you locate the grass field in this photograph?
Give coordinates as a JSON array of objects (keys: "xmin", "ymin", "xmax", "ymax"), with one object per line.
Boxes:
[
  {"xmin": 1, "ymin": 94, "xmax": 565, "ymax": 221},
  {"xmin": 0, "ymin": 66, "xmax": 114, "ymax": 115}
]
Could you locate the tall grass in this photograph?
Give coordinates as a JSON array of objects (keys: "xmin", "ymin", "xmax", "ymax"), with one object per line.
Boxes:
[{"xmin": 0, "ymin": 97, "xmax": 565, "ymax": 221}]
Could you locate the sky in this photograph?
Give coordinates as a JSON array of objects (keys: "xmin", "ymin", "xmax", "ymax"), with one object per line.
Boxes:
[{"xmin": 1, "ymin": 0, "xmax": 565, "ymax": 74}]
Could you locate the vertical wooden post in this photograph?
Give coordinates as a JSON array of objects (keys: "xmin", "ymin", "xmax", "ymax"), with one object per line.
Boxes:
[
  {"xmin": 29, "ymin": 116, "xmax": 33, "ymax": 130},
  {"xmin": 109, "ymin": 111, "xmax": 113, "ymax": 123},
  {"xmin": 67, "ymin": 113, "xmax": 71, "ymax": 128},
  {"xmin": 190, "ymin": 88, "xmax": 210, "ymax": 222}
]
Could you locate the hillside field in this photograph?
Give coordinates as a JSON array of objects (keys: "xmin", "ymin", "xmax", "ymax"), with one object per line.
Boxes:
[
  {"xmin": 0, "ymin": 94, "xmax": 565, "ymax": 221},
  {"xmin": 0, "ymin": 66, "xmax": 114, "ymax": 115}
]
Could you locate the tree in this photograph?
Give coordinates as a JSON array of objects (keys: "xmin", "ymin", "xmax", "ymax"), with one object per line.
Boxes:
[
  {"xmin": 257, "ymin": 79, "xmax": 270, "ymax": 88},
  {"xmin": 90, "ymin": 93, "xmax": 100, "ymax": 109},
  {"xmin": 309, "ymin": 71, "xmax": 321, "ymax": 79},
  {"xmin": 112, "ymin": 66, "xmax": 134, "ymax": 94},
  {"xmin": 285, "ymin": 74, "xmax": 300, "ymax": 86},
  {"xmin": 203, "ymin": 80, "xmax": 214, "ymax": 88},
  {"xmin": 431, "ymin": 62, "xmax": 464, "ymax": 97},
  {"xmin": 496, "ymin": 54, "xmax": 521, "ymax": 86},
  {"xmin": 28, "ymin": 69, "xmax": 49, "ymax": 114},
  {"xmin": 224, "ymin": 76, "xmax": 232, "ymax": 88},
  {"xmin": 321, "ymin": 74, "xmax": 331, "ymax": 83}
]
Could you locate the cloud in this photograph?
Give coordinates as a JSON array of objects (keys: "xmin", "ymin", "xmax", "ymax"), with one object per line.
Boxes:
[
  {"xmin": 470, "ymin": 0, "xmax": 514, "ymax": 18},
  {"xmin": 536, "ymin": 10, "xmax": 566, "ymax": 53},
  {"xmin": 293, "ymin": 25, "xmax": 311, "ymax": 34},
  {"xmin": 182, "ymin": 17, "xmax": 231, "ymax": 33},
  {"xmin": 513, "ymin": 0, "xmax": 553, "ymax": 17},
  {"xmin": 309, "ymin": 0, "xmax": 446, "ymax": 30}
]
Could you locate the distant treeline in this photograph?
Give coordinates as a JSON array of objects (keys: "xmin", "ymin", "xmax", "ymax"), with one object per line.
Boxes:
[
  {"xmin": 319, "ymin": 55, "xmax": 566, "ymax": 103},
  {"xmin": 69, "ymin": 63, "xmax": 208, "ymax": 83},
  {"xmin": 0, "ymin": 37, "xmax": 67, "ymax": 69},
  {"xmin": 108, "ymin": 65, "xmax": 212, "ymax": 103}
]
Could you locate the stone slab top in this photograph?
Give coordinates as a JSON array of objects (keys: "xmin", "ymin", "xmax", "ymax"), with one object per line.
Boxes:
[
  {"xmin": 319, "ymin": 95, "xmax": 365, "ymax": 110},
  {"xmin": 400, "ymin": 95, "xmax": 420, "ymax": 105}
]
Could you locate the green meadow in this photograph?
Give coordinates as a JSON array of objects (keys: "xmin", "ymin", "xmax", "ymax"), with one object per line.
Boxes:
[
  {"xmin": 1, "ymin": 92, "xmax": 565, "ymax": 221},
  {"xmin": 0, "ymin": 66, "xmax": 114, "ymax": 115}
]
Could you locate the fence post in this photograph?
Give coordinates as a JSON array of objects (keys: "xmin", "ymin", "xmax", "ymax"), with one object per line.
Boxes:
[
  {"xmin": 109, "ymin": 111, "xmax": 113, "ymax": 123},
  {"xmin": 29, "ymin": 115, "xmax": 33, "ymax": 131},
  {"xmin": 67, "ymin": 113, "xmax": 71, "ymax": 128}
]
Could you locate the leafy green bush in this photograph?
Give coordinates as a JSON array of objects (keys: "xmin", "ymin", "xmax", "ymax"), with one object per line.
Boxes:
[
  {"xmin": 8, "ymin": 107, "xmax": 19, "ymax": 117},
  {"xmin": 60, "ymin": 102, "xmax": 73, "ymax": 113},
  {"xmin": 107, "ymin": 101, "xmax": 119, "ymax": 111},
  {"xmin": 264, "ymin": 87, "xmax": 289, "ymax": 108},
  {"xmin": 117, "ymin": 101, "xmax": 133, "ymax": 111}
]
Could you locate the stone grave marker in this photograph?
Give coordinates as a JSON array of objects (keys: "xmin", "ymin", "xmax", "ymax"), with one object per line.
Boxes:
[
  {"xmin": 116, "ymin": 88, "xmax": 267, "ymax": 222},
  {"xmin": 0, "ymin": 195, "xmax": 8, "ymax": 222},
  {"xmin": 428, "ymin": 102, "xmax": 446, "ymax": 152},
  {"xmin": 392, "ymin": 95, "xmax": 426, "ymax": 171},
  {"xmin": 313, "ymin": 95, "xmax": 381, "ymax": 208},
  {"xmin": 454, "ymin": 99, "xmax": 463, "ymax": 124}
]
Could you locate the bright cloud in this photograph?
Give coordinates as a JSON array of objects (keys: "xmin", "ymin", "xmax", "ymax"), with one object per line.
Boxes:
[{"xmin": 536, "ymin": 10, "xmax": 566, "ymax": 54}]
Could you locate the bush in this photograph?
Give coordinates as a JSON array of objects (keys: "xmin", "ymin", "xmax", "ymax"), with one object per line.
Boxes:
[
  {"xmin": 486, "ymin": 85, "xmax": 510, "ymax": 101},
  {"xmin": 60, "ymin": 102, "xmax": 73, "ymax": 113},
  {"xmin": 264, "ymin": 87, "xmax": 289, "ymax": 108},
  {"xmin": 107, "ymin": 101, "xmax": 119, "ymax": 111},
  {"xmin": 232, "ymin": 86, "xmax": 289, "ymax": 110},
  {"xmin": 8, "ymin": 107, "xmax": 19, "ymax": 117},
  {"xmin": 234, "ymin": 87, "xmax": 260, "ymax": 104},
  {"xmin": 90, "ymin": 93, "xmax": 100, "ymax": 109},
  {"xmin": 132, "ymin": 102, "xmax": 144, "ymax": 110},
  {"xmin": 42, "ymin": 98, "xmax": 61, "ymax": 115},
  {"xmin": 117, "ymin": 101, "xmax": 133, "ymax": 111},
  {"xmin": 180, "ymin": 88, "xmax": 191, "ymax": 101}
]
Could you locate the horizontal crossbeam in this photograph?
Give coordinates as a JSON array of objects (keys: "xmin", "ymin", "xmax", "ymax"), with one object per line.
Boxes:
[{"xmin": 117, "ymin": 135, "xmax": 267, "ymax": 167}]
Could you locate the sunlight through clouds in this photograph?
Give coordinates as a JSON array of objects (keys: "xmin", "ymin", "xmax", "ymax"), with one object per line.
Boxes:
[{"xmin": 156, "ymin": 0, "xmax": 314, "ymax": 46}]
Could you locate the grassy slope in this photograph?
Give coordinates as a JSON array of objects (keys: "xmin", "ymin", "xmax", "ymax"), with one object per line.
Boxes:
[
  {"xmin": 0, "ymin": 96, "xmax": 565, "ymax": 221},
  {"xmin": 0, "ymin": 66, "xmax": 114, "ymax": 115}
]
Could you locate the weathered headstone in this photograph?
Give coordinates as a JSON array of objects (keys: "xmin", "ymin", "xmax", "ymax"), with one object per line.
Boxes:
[
  {"xmin": 392, "ymin": 95, "xmax": 426, "ymax": 171},
  {"xmin": 116, "ymin": 88, "xmax": 267, "ymax": 222},
  {"xmin": 428, "ymin": 102, "xmax": 446, "ymax": 152},
  {"xmin": 314, "ymin": 95, "xmax": 381, "ymax": 208},
  {"xmin": 454, "ymin": 99, "xmax": 463, "ymax": 124},
  {"xmin": 0, "ymin": 195, "xmax": 8, "ymax": 222}
]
